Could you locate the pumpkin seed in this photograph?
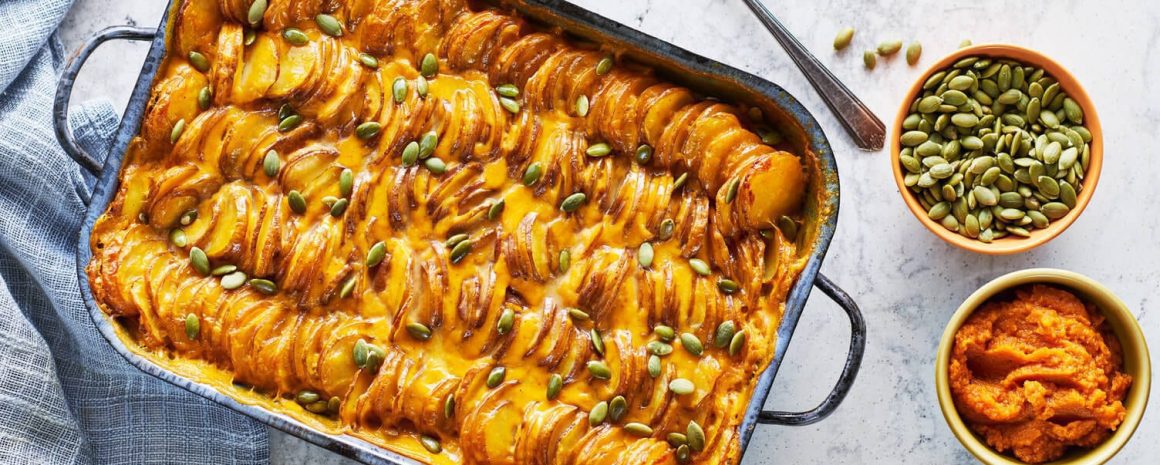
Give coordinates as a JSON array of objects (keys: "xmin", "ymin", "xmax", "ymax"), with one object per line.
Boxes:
[
  {"xmin": 197, "ymin": 86, "xmax": 212, "ymax": 110},
  {"xmin": 282, "ymin": 28, "xmax": 309, "ymax": 46},
  {"xmin": 419, "ymin": 436, "xmax": 442, "ymax": 454},
  {"xmin": 777, "ymin": 216, "xmax": 799, "ymax": 240},
  {"xmin": 188, "ymin": 51, "xmax": 209, "ymax": 72},
  {"xmin": 392, "ymin": 77, "xmax": 407, "ymax": 103},
  {"xmin": 679, "ymin": 333, "xmax": 703, "ymax": 356},
  {"xmin": 863, "ymin": 50, "xmax": 876, "ymax": 69},
  {"xmin": 247, "ymin": 0, "xmax": 267, "ymax": 26},
  {"xmin": 499, "ymin": 97, "xmax": 520, "ymax": 113},
  {"xmin": 211, "ymin": 264, "xmax": 237, "ymax": 276},
  {"xmin": 653, "ymin": 325, "xmax": 675, "ymax": 342},
  {"xmin": 261, "ymin": 150, "xmax": 280, "ymax": 177},
  {"xmin": 339, "ymin": 275, "xmax": 357, "ymax": 298},
  {"xmin": 877, "ymin": 40, "xmax": 902, "ymax": 56},
  {"xmin": 905, "ymin": 41, "xmax": 922, "ymax": 65},
  {"xmin": 496, "ymin": 308, "xmax": 515, "ymax": 335},
  {"xmin": 401, "ymin": 141, "xmax": 420, "ymax": 166},
  {"xmin": 669, "ymin": 378, "xmax": 695, "ymax": 395},
  {"xmin": 420, "ymin": 53, "xmax": 439, "ymax": 77},
  {"xmin": 339, "ymin": 168, "xmax": 354, "ymax": 197},
  {"xmin": 717, "ymin": 279, "xmax": 739, "ymax": 294},
  {"xmin": 424, "ymin": 157, "xmax": 446, "ymax": 174},
  {"xmin": 170, "ymin": 119, "xmax": 186, "ymax": 143},
  {"xmin": 558, "ymin": 249, "xmax": 571, "ymax": 274},
  {"xmin": 419, "ymin": 131, "xmax": 438, "ymax": 158},
  {"xmin": 352, "ymin": 339, "xmax": 369, "ymax": 367},
  {"xmin": 714, "ymin": 321, "xmax": 736, "ymax": 348},
  {"xmin": 729, "ymin": 330, "xmax": 746, "ymax": 356},
  {"xmin": 358, "ymin": 52, "xmax": 378, "ymax": 68},
  {"xmin": 609, "ymin": 396, "xmax": 628, "ymax": 423},
  {"xmin": 658, "ymin": 219, "xmax": 675, "ymax": 241},
  {"xmin": 184, "ymin": 313, "xmax": 200, "ymax": 339},
  {"xmin": 591, "ymin": 328, "xmax": 605, "ymax": 356},
  {"xmin": 576, "ymin": 95, "xmax": 590, "ymax": 116},
  {"xmin": 560, "ymin": 192, "xmax": 587, "ymax": 212},
  {"xmin": 249, "ymin": 278, "xmax": 277, "ymax": 295},
  {"xmin": 1041, "ymin": 202, "xmax": 1070, "ymax": 219},
  {"xmin": 315, "ymin": 14, "xmax": 343, "ymax": 37},
  {"xmin": 587, "ymin": 360, "xmax": 611, "ymax": 380},
  {"xmin": 833, "ymin": 27, "xmax": 854, "ymax": 50},
  {"xmin": 522, "ymin": 162, "xmax": 543, "ymax": 186},
  {"xmin": 567, "ymin": 307, "xmax": 589, "ymax": 321},
  {"xmin": 586, "ymin": 142, "xmax": 612, "ymax": 157},
  {"xmin": 668, "ymin": 433, "xmax": 688, "ymax": 447},
  {"xmin": 304, "ymin": 400, "xmax": 329, "ymax": 414},
  {"xmin": 624, "ymin": 423, "xmax": 653, "ymax": 437},
  {"xmin": 596, "ymin": 56, "xmax": 613, "ymax": 75},
  {"xmin": 638, "ymin": 242, "xmax": 654, "ymax": 268},
  {"xmin": 589, "ymin": 401, "xmax": 608, "ymax": 425},
  {"xmin": 356, "ymin": 122, "xmax": 381, "ymax": 140},
  {"xmin": 487, "ymin": 199, "xmax": 505, "ymax": 220},
  {"xmin": 688, "ymin": 258, "xmax": 710, "ymax": 276},
  {"xmin": 495, "ymin": 84, "xmax": 519, "ymax": 98},
  {"xmin": 634, "ymin": 144, "xmax": 653, "ymax": 164},
  {"xmin": 449, "ymin": 239, "xmax": 472, "ymax": 264},
  {"xmin": 278, "ymin": 114, "xmax": 302, "ymax": 132},
  {"xmin": 673, "ymin": 172, "xmax": 688, "ymax": 190},
  {"xmin": 647, "ymin": 341, "xmax": 673, "ymax": 356},
  {"xmin": 221, "ymin": 271, "xmax": 247, "ymax": 290},
  {"xmin": 723, "ymin": 177, "xmax": 740, "ymax": 203},
  {"xmin": 329, "ymin": 198, "xmax": 348, "ymax": 217},
  {"xmin": 546, "ymin": 374, "xmax": 563, "ymax": 400},
  {"xmin": 486, "ymin": 366, "xmax": 506, "ymax": 388},
  {"xmin": 444, "ymin": 394, "xmax": 455, "ymax": 418},
  {"xmin": 296, "ymin": 390, "xmax": 320, "ymax": 405},
  {"xmin": 190, "ymin": 247, "xmax": 210, "ymax": 275},
  {"xmin": 647, "ymin": 355, "xmax": 661, "ymax": 378},
  {"xmin": 169, "ymin": 228, "xmax": 188, "ymax": 247},
  {"xmin": 676, "ymin": 445, "xmax": 691, "ymax": 463},
  {"xmin": 416, "ymin": 76, "xmax": 429, "ymax": 98},
  {"xmin": 687, "ymin": 421, "xmax": 706, "ymax": 452}
]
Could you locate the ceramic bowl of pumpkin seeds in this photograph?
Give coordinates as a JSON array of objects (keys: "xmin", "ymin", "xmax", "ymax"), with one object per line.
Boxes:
[{"xmin": 891, "ymin": 44, "xmax": 1102, "ymax": 254}]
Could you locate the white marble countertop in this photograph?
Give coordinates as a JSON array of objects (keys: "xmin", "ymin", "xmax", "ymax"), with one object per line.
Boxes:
[{"xmin": 59, "ymin": 0, "xmax": 1157, "ymax": 463}]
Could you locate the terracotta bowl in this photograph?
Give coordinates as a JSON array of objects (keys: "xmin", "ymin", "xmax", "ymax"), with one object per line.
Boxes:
[
  {"xmin": 935, "ymin": 269, "xmax": 1151, "ymax": 465},
  {"xmin": 891, "ymin": 45, "xmax": 1103, "ymax": 254}
]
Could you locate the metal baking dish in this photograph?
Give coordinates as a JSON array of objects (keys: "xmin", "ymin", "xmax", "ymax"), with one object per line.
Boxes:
[{"xmin": 54, "ymin": 0, "xmax": 866, "ymax": 463}]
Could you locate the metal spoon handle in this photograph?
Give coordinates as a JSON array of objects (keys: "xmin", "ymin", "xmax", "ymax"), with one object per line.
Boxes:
[{"xmin": 740, "ymin": 0, "xmax": 885, "ymax": 151}]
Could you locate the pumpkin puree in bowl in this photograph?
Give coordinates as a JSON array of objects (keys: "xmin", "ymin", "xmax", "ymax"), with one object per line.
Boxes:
[{"xmin": 949, "ymin": 285, "xmax": 1131, "ymax": 463}]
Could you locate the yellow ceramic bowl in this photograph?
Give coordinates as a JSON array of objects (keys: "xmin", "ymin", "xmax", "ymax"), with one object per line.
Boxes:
[
  {"xmin": 891, "ymin": 45, "xmax": 1103, "ymax": 255},
  {"xmin": 935, "ymin": 269, "xmax": 1150, "ymax": 464}
]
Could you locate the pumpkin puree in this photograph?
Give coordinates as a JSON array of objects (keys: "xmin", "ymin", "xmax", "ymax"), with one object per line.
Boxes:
[{"xmin": 950, "ymin": 285, "xmax": 1131, "ymax": 463}]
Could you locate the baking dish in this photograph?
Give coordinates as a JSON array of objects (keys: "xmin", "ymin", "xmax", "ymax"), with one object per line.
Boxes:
[{"xmin": 54, "ymin": 1, "xmax": 865, "ymax": 463}]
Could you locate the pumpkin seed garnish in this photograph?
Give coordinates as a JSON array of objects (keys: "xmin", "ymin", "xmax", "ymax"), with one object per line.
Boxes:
[
  {"xmin": 486, "ymin": 366, "xmax": 506, "ymax": 388},
  {"xmin": 487, "ymin": 200, "xmax": 505, "ymax": 220},
  {"xmin": 304, "ymin": 400, "xmax": 329, "ymax": 414},
  {"xmin": 424, "ymin": 157, "xmax": 447, "ymax": 174},
  {"xmin": 717, "ymin": 278, "xmax": 740, "ymax": 294},
  {"xmin": 170, "ymin": 228, "xmax": 188, "ymax": 247},
  {"xmin": 647, "ymin": 341, "xmax": 673, "ymax": 356},
  {"xmin": 170, "ymin": 119, "xmax": 186, "ymax": 143},
  {"xmin": 653, "ymin": 325, "xmax": 675, "ymax": 342},
  {"xmin": 180, "ymin": 209, "xmax": 198, "ymax": 225},
  {"xmin": 687, "ymin": 421, "xmax": 706, "ymax": 452},
  {"xmin": 282, "ymin": 28, "xmax": 309, "ymax": 46},
  {"xmin": 406, "ymin": 322, "xmax": 432, "ymax": 341},
  {"xmin": 401, "ymin": 141, "xmax": 420, "ymax": 166},
  {"xmin": 496, "ymin": 308, "xmax": 515, "ymax": 335},
  {"xmin": 247, "ymin": 0, "xmax": 267, "ymax": 27},
  {"xmin": 221, "ymin": 271, "xmax": 248, "ymax": 290},
  {"xmin": 658, "ymin": 219, "xmax": 675, "ymax": 241},
  {"xmin": 609, "ymin": 396, "xmax": 627, "ymax": 423},
  {"xmin": 392, "ymin": 77, "xmax": 407, "ymax": 103},
  {"xmin": 877, "ymin": 40, "xmax": 902, "ymax": 56},
  {"xmin": 624, "ymin": 423, "xmax": 653, "ymax": 437},
  {"xmin": 586, "ymin": 142, "xmax": 612, "ymax": 157},
  {"xmin": 444, "ymin": 394, "xmax": 455, "ymax": 418},
  {"xmin": 211, "ymin": 264, "xmax": 237, "ymax": 276},
  {"xmin": 668, "ymin": 378, "xmax": 695, "ymax": 395},
  {"xmin": 906, "ymin": 41, "xmax": 922, "ymax": 65},
  {"xmin": 688, "ymin": 258, "xmax": 711, "ymax": 276},
  {"xmin": 714, "ymin": 321, "xmax": 736, "ymax": 348},
  {"xmin": 295, "ymin": 390, "xmax": 320, "ymax": 405},
  {"xmin": 249, "ymin": 278, "xmax": 278, "ymax": 295},
  {"xmin": 679, "ymin": 333, "xmax": 703, "ymax": 356},
  {"xmin": 357, "ymin": 52, "xmax": 378, "ymax": 68},
  {"xmin": 667, "ymin": 432, "xmax": 688, "ymax": 447},
  {"xmin": 329, "ymin": 198, "xmax": 348, "ymax": 217},
  {"xmin": 777, "ymin": 215, "xmax": 799, "ymax": 240},
  {"xmin": 419, "ymin": 436, "xmax": 442, "ymax": 454},
  {"xmin": 498, "ymin": 97, "xmax": 520, "ymax": 114},
  {"xmin": 188, "ymin": 51, "xmax": 210, "ymax": 72},
  {"xmin": 315, "ymin": 14, "xmax": 343, "ymax": 37},
  {"xmin": 590, "ymin": 328, "xmax": 605, "ymax": 356},
  {"xmin": 647, "ymin": 355, "xmax": 661, "ymax": 378},
  {"xmin": 339, "ymin": 168, "xmax": 354, "ymax": 197},
  {"xmin": 546, "ymin": 374, "xmax": 563, "ymax": 400},
  {"xmin": 197, "ymin": 86, "xmax": 212, "ymax": 110},
  {"xmin": 637, "ymin": 242, "xmax": 654, "ymax": 268},
  {"xmin": 243, "ymin": 30, "xmax": 256, "ymax": 46},
  {"xmin": 278, "ymin": 114, "xmax": 302, "ymax": 132},
  {"xmin": 446, "ymin": 233, "xmax": 469, "ymax": 248},
  {"xmin": 729, "ymin": 330, "xmax": 747, "ymax": 356},
  {"xmin": 321, "ymin": 196, "xmax": 338, "ymax": 208},
  {"xmin": 184, "ymin": 313, "xmax": 200, "ymax": 340},
  {"xmin": 287, "ymin": 190, "xmax": 307, "ymax": 214},
  {"xmin": 589, "ymin": 401, "xmax": 608, "ymax": 426},
  {"xmin": 560, "ymin": 192, "xmax": 587, "ymax": 213},
  {"xmin": 676, "ymin": 445, "xmax": 691, "ymax": 463},
  {"xmin": 558, "ymin": 249, "xmax": 571, "ymax": 273},
  {"xmin": 263, "ymin": 150, "xmax": 280, "ymax": 177},
  {"xmin": 595, "ymin": 56, "xmax": 613, "ymax": 75},
  {"xmin": 723, "ymin": 177, "xmax": 740, "ymax": 203},
  {"xmin": 833, "ymin": 27, "xmax": 854, "ymax": 50},
  {"xmin": 634, "ymin": 144, "xmax": 653, "ymax": 164},
  {"xmin": 567, "ymin": 307, "xmax": 589, "ymax": 321},
  {"xmin": 356, "ymin": 122, "xmax": 381, "ymax": 140},
  {"xmin": 366, "ymin": 241, "xmax": 387, "ymax": 267},
  {"xmin": 420, "ymin": 53, "xmax": 439, "ymax": 78},
  {"xmin": 586, "ymin": 360, "xmax": 611, "ymax": 380},
  {"xmin": 449, "ymin": 239, "xmax": 472, "ymax": 264},
  {"xmin": 575, "ymin": 95, "xmax": 590, "ymax": 117},
  {"xmin": 339, "ymin": 275, "xmax": 357, "ymax": 298},
  {"xmin": 495, "ymin": 84, "xmax": 520, "ymax": 98},
  {"xmin": 673, "ymin": 172, "xmax": 688, "ymax": 190},
  {"xmin": 522, "ymin": 162, "xmax": 543, "ymax": 186},
  {"xmin": 416, "ymin": 76, "xmax": 429, "ymax": 98},
  {"xmin": 189, "ymin": 247, "xmax": 210, "ymax": 275}
]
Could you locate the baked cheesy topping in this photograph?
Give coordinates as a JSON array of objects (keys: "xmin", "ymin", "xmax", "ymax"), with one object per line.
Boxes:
[{"xmin": 87, "ymin": 1, "xmax": 812, "ymax": 463}]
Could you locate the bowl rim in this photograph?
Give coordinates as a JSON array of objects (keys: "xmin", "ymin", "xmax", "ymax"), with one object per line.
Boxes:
[
  {"xmin": 890, "ymin": 44, "xmax": 1104, "ymax": 255},
  {"xmin": 935, "ymin": 268, "xmax": 1151, "ymax": 465}
]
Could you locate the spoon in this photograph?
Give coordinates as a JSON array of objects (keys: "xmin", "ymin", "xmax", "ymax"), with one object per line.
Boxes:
[{"xmin": 740, "ymin": 0, "xmax": 885, "ymax": 151}]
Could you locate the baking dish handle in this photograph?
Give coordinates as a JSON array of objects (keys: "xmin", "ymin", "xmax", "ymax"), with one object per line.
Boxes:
[
  {"xmin": 53, "ymin": 26, "xmax": 156, "ymax": 175},
  {"xmin": 758, "ymin": 272, "xmax": 866, "ymax": 426}
]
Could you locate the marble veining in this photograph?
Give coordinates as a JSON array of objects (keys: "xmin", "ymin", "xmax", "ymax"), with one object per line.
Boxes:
[{"xmin": 58, "ymin": 0, "xmax": 1158, "ymax": 463}]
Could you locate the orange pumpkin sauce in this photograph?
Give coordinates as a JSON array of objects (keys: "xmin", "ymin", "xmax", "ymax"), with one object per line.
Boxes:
[{"xmin": 950, "ymin": 285, "xmax": 1131, "ymax": 463}]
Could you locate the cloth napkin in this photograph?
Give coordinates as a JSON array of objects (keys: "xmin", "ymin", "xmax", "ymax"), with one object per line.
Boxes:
[{"xmin": 0, "ymin": 0, "xmax": 269, "ymax": 463}]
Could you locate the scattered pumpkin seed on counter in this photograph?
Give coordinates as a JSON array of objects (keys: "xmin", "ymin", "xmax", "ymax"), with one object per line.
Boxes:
[{"xmin": 898, "ymin": 55, "xmax": 1090, "ymax": 243}]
